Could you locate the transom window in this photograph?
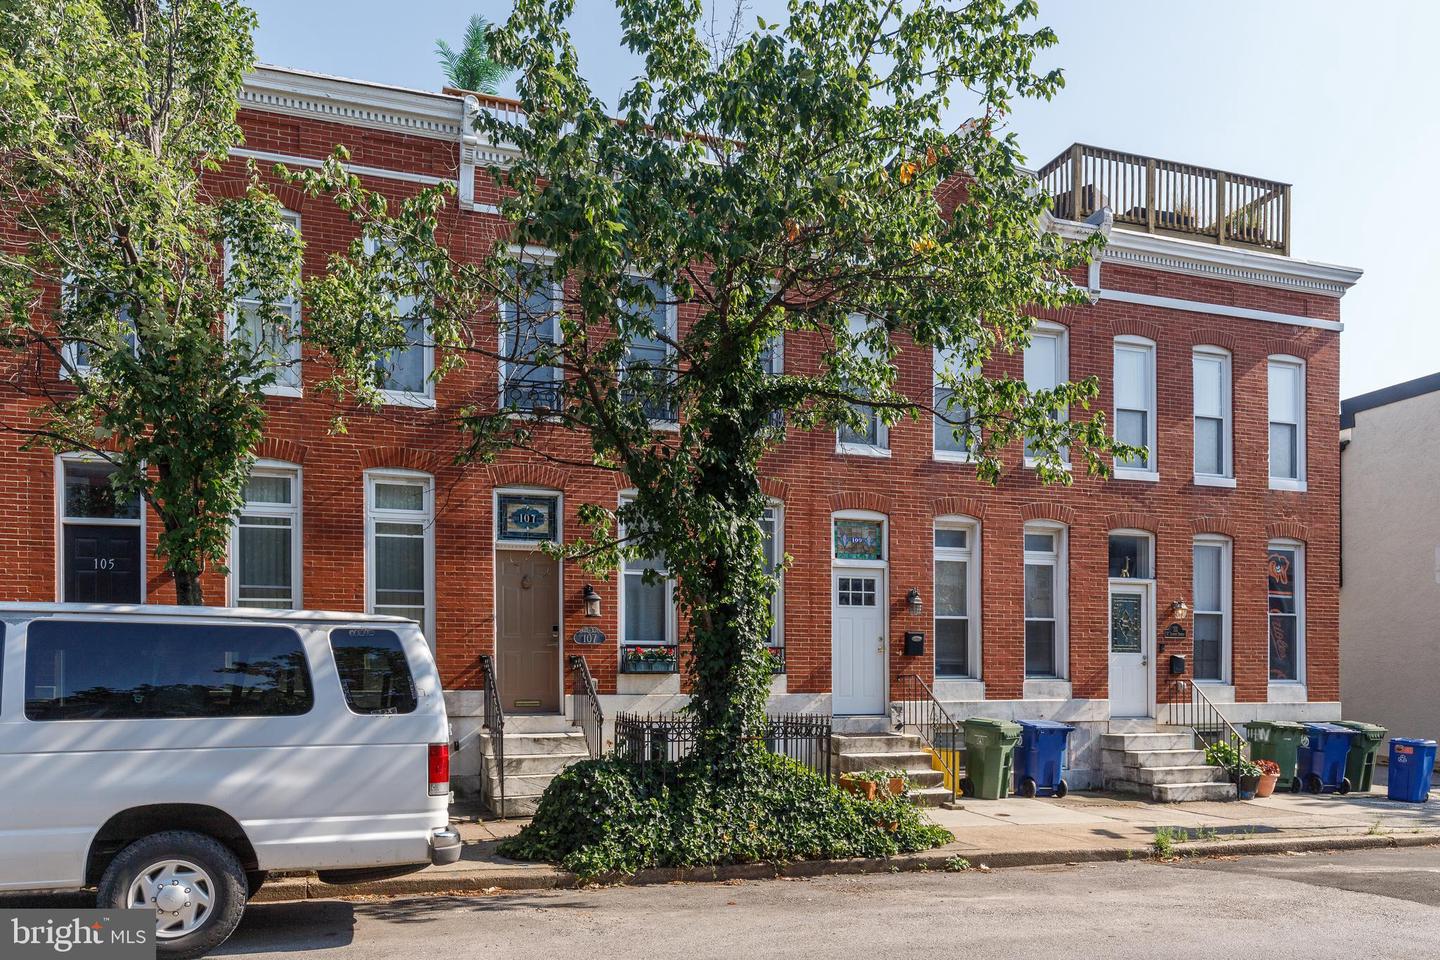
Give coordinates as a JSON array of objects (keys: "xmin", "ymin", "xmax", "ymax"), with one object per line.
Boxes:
[
  {"xmin": 935, "ymin": 519, "xmax": 980, "ymax": 679},
  {"xmin": 1107, "ymin": 532, "xmax": 1153, "ymax": 580},
  {"xmin": 1113, "ymin": 337, "xmax": 1156, "ymax": 475},
  {"xmin": 833, "ymin": 518, "xmax": 884, "ymax": 562},
  {"xmin": 496, "ymin": 493, "xmax": 560, "ymax": 544},
  {"xmin": 231, "ymin": 466, "xmax": 301, "ymax": 610},
  {"xmin": 1024, "ymin": 523, "xmax": 1067, "ymax": 679}
]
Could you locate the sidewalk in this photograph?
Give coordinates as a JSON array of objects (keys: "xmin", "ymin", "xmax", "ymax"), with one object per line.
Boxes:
[{"xmin": 253, "ymin": 786, "xmax": 1440, "ymax": 902}]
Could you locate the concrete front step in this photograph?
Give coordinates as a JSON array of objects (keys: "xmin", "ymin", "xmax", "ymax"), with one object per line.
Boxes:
[
  {"xmin": 831, "ymin": 733, "xmax": 924, "ymax": 755},
  {"xmin": 836, "ymin": 750, "xmax": 937, "ymax": 772},
  {"xmin": 1132, "ymin": 764, "xmax": 1232, "ymax": 786},
  {"xmin": 1100, "ymin": 731, "xmax": 1195, "ymax": 752},
  {"xmin": 906, "ymin": 785, "xmax": 955, "ymax": 807},
  {"xmin": 483, "ymin": 751, "xmax": 589, "ymax": 777},
  {"xmin": 1109, "ymin": 779, "xmax": 1239, "ymax": 802},
  {"xmin": 483, "ymin": 730, "xmax": 589, "ymax": 756},
  {"xmin": 1108, "ymin": 747, "xmax": 1207, "ymax": 768},
  {"xmin": 501, "ymin": 713, "xmax": 578, "ymax": 734},
  {"xmin": 492, "ymin": 793, "xmax": 546, "ymax": 818}
]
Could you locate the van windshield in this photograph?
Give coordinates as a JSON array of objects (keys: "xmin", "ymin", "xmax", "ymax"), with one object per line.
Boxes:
[
  {"xmin": 329, "ymin": 628, "xmax": 418, "ymax": 715},
  {"xmin": 24, "ymin": 619, "xmax": 313, "ymax": 720}
]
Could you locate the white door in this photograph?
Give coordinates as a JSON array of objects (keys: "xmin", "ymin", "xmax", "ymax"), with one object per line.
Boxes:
[
  {"xmin": 832, "ymin": 570, "xmax": 887, "ymax": 715},
  {"xmin": 1108, "ymin": 583, "xmax": 1152, "ymax": 718}
]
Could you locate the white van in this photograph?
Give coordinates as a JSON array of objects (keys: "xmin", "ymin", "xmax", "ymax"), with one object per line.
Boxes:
[{"xmin": 0, "ymin": 603, "xmax": 461, "ymax": 959}]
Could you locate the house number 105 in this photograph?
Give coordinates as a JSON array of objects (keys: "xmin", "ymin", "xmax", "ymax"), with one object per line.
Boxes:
[{"xmin": 92, "ymin": 558, "xmax": 116, "ymax": 570}]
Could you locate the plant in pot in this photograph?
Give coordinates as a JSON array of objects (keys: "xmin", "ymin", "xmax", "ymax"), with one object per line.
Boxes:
[
  {"xmin": 1235, "ymin": 759, "xmax": 1264, "ymax": 800},
  {"xmin": 839, "ymin": 769, "xmax": 907, "ymax": 801},
  {"xmin": 1203, "ymin": 741, "xmax": 1244, "ymax": 780},
  {"xmin": 1254, "ymin": 759, "xmax": 1282, "ymax": 798}
]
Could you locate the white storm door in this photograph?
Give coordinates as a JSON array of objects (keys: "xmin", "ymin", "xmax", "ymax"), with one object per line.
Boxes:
[
  {"xmin": 1108, "ymin": 583, "xmax": 1152, "ymax": 718},
  {"xmin": 832, "ymin": 570, "xmax": 887, "ymax": 715}
]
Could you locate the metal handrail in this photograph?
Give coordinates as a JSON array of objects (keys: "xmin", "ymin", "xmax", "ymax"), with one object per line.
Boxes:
[
  {"xmin": 478, "ymin": 654, "xmax": 506, "ymax": 817},
  {"xmin": 894, "ymin": 674, "xmax": 961, "ymax": 805},
  {"xmin": 1166, "ymin": 677, "xmax": 1249, "ymax": 796},
  {"xmin": 568, "ymin": 655, "xmax": 605, "ymax": 758}
]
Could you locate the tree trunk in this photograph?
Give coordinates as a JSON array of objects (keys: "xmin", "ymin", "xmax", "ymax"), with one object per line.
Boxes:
[{"xmin": 173, "ymin": 567, "xmax": 204, "ymax": 606}]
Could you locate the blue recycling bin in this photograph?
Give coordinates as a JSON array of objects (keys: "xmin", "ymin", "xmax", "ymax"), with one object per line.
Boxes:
[
  {"xmin": 1013, "ymin": 719, "xmax": 1075, "ymax": 798},
  {"xmin": 1297, "ymin": 723, "xmax": 1358, "ymax": 794},
  {"xmin": 1387, "ymin": 738, "xmax": 1437, "ymax": 803}
]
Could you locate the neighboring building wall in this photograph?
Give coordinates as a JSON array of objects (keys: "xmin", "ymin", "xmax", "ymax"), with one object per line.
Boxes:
[
  {"xmin": 0, "ymin": 66, "xmax": 1361, "ymax": 793},
  {"xmin": 1340, "ymin": 383, "xmax": 1440, "ymax": 751}
]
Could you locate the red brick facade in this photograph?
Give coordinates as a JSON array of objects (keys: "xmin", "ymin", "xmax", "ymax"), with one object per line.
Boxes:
[{"xmin": 0, "ymin": 69, "xmax": 1358, "ymax": 732}]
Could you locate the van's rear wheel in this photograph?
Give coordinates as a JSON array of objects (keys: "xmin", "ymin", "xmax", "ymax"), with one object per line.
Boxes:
[{"xmin": 97, "ymin": 830, "xmax": 247, "ymax": 960}]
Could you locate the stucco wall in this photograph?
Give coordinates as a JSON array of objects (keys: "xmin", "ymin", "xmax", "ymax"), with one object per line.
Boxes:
[{"xmin": 1340, "ymin": 389, "xmax": 1440, "ymax": 748}]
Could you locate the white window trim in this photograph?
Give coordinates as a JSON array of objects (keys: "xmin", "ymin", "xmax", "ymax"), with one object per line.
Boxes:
[
  {"xmin": 1191, "ymin": 535, "xmax": 1232, "ymax": 685},
  {"xmin": 498, "ymin": 259, "xmax": 564, "ymax": 419},
  {"xmin": 763, "ymin": 502, "xmax": 784, "ymax": 651},
  {"xmin": 1192, "ymin": 345, "xmax": 1233, "ymax": 484},
  {"xmin": 54, "ymin": 453, "xmax": 146, "ymax": 603},
  {"xmin": 617, "ymin": 493, "xmax": 677, "ymax": 649},
  {"xmin": 619, "ymin": 279, "xmax": 680, "ymax": 429},
  {"xmin": 1112, "ymin": 335, "xmax": 1158, "ymax": 482},
  {"xmin": 1023, "ymin": 321, "xmax": 1070, "ymax": 469},
  {"xmin": 365, "ymin": 237, "xmax": 436, "ymax": 408},
  {"xmin": 226, "ymin": 210, "xmax": 303, "ymax": 398},
  {"xmin": 363, "ymin": 468, "xmax": 436, "ymax": 646},
  {"xmin": 934, "ymin": 516, "xmax": 981, "ymax": 680},
  {"xmin": 229, "ymin": 460, "xmax": 303, "ymax": 609},
  {"xmin": 1023, "ymin": 521, "xmax": 1068, "ymax": 679},
  {"xmin": 837, "ymin": 314, "xmax": 890, "ymax": 457},
  {"xmin": 1267, "ymin": 355, "xmax": 1307, "ymax": 491},
  {"xmin": 1267, "ymin": 538, "xmax": 1306, "ymax": 685},
  {"xmin": 933, "ymin": 346, "xmax": 976, "ymax": 464}
]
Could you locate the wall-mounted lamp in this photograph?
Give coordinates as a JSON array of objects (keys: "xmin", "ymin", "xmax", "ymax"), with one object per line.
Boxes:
[
  {"xmin": 906, "ymin": 588, "xmax": 923, "ymax": 617},
  {"xmin": 1170, "ymin": 599, "xmax": 1189, "ymax": 621},
  {"xmin": 582, "ymin": 584, "xmax": 603, "ymax": 619}
]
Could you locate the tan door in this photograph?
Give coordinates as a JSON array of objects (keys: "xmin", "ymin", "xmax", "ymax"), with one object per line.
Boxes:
[{"xmin": 496, "ymin": 552, "xmax": 560, "ymax": 712}]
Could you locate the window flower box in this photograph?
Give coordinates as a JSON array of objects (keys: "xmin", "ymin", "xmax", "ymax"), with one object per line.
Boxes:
[{"xmin": 621, "ymin": 644, "xmax": 679, "ymax": 674}]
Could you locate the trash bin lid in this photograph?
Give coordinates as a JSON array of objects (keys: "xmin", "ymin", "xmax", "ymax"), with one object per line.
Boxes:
[
  {"xmin": 1391, "ymin": 737, "xmax": 1438, "ymax": 748},
  {"xmin": 964, "ymin": 716, "xmax": 1022, "ymax": 736},
  {"xmin": 1016, "ymin": 718, "xmax": 1075, "ymax": 732},
  {"xmin": 1304, "ymin": 722, "xmax": 1354, "ymax": 737},
  {"xmin": 1335, "ymin": 720, "xmax": 1387, "ymax": 741},
  {"xmin": 1248, "ymin": 720, "xmax": 1305, "ymax": 732}
]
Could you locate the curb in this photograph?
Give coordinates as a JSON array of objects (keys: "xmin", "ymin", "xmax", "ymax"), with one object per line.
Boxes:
[{"xmin": 251, "ymin": 830, "xmax": 1440, "ymax": 902}]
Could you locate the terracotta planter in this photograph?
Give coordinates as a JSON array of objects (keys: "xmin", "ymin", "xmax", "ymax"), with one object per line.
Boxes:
[
  {"xmin": 887, "ymin": 776, "xmax": 906, "ymax": 796},
  {"xmin": 1255, "ymin": 772, "xmax": 1280, "ymax": 798},
  {"xmin": 840, "ymin": 776, "xmax": 879, "ymax": 801}
]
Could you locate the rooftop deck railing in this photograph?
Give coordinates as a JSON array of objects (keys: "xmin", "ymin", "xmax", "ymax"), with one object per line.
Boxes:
[{"xmin": 1037, "ymin": 144, "xmax": 1290, "ymax": 255}]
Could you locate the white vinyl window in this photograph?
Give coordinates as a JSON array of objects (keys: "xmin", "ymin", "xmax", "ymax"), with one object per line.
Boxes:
[
  {"xmin": 1023, "ymin": 523, "xmax": 1067, "ymax": 678},
  {"xmin": 837, "ymin": 313, "xmax": 890, "ymax": 456},
  {"xmin": 227, "ymin": 210, "xmax": 302, "ymax": 395},
  {"xmin": 933, "ymin": 347, "xmax": 975, "ymax": 461},
  {"xmin": 1267, "ymin": 540, "xmax": 1304, "ymax": 683},
  {"xmin": 761, "ymin": 505, "xmax": 784, "ymax": 662},
  {"xmin": 934, "ymin": 519, "xmax": 980, "ymax": 679},
  {"xmin": 500, "ymin": 264, "xmax": 562, "ymax": 413},
  {"xmin": 365, "ymin": 470, "xmax": 434, "ymax": 641},
  {"xmin": 1192, "ymin": 537, "xmax": 1231, "ymax": 683},
  {"xmin": 1023, "ymin": 322, "xmax": 1069, "ymax": 465},
  {"xmin": 1192, "ymin": 347, "xmax": 1233, "ymax": 484},
  {"xmin": 231, "ymin": 464, "xmax": 301, "ymax": 609},
  {"xmin": 366, "ymin": 237, "xmax": 434, "ymax": 406},
  {"xmin": 1113, "ymin": 336, "xmax": 1156, "ymax": 478},
  {"xmin": 1268, "ymin": 357, "xmax": 1306, "ymax": 489},
  {"xmin": 620, "ymin": 279, "xmax": 677, "ymax": 424},
  {"xmin": 619, "ymin": 497, "xmax": 676, "ymax": 650}
]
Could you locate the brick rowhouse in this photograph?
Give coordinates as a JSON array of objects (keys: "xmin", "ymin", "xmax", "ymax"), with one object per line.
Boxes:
[{"xmin": 0, "ymin": 66, "xmax": 1362, "ymax": 790}]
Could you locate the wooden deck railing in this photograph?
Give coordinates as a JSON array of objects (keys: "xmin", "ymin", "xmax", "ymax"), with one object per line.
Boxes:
[{"xmin": 1037, "ymin": 144, "xmax": 1290, "ymax": 255}]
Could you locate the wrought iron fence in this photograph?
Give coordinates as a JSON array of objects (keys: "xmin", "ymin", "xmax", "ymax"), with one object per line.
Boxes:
[
  {"xmin": 613, "ymin": 712, "xmax": 832, "ymax": 781},
  {"xmin": 478, "ymin": 654, "xmax": 506, "ymax": 816},
  {"xmin": 894, "ymin": 674, "xmax": 960, "ymax": 805},
  {"xmin": 568, "ymin": 655, "xmax": 605, "ymax": 758}
]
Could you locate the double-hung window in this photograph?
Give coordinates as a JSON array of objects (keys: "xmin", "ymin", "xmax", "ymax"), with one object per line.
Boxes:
[
  {"xmin": 1023, "ymin": 524, "xmax": 1067, "ymax": 678},
  {"xmin": 367, "ymin": 238, "xmax": 433, "ymax": 405},
  {"xmin": 1267, "ymin": 541, "xmax": 1304, "ymax": 682},
  {"xmin": 500, "ymin": 265, "xmax": 562, "ymax": 413},
  {"xmin": 761, "ymin": 505, "xmax": 784, "ymax": 669},
  {"xmin": 619, "ymin": 497, "xmax": 676, "ymax": 666},
  {"xmin": 228, "ymin": 210, "xmax": 302, "ymax": 395},
  {"xmin": 1192, "ymin": 347, "xmax": 1232, "ymax": 483},
  {"xmin": 365, "ymin": 471, "xmax": 434, "ymax": 641},
  {"xmin": 1192, "ymin": 537, "xmax": 1231, "ymax": 682},
  {"xmin": 620, "ymin": 279, "xmax": 677, "ymax": 423},
  {"xmin": 837, "ymin": 313, "xmax": 889, "ymax": 454},
  {"xmin": 1023, "ymin": 322, "xmax": 1068, "ymax": 464},
  {"xmin": 935, "ymin": 520, "xmax": 980, "ymax": 678},
  {"xmin": 231, "ymin": 465, "xmax": 301, "ymax": 609},
  {"xmin": 759, "ymin": 335, "xmax": 784, "ymax": 429},
  {"xmin": 1113, "ymin": 337, "xmax": 1156, "ymax": 477},
  {"xmin": 933, "ymin": 347, "xmax": 975, "ymax": 460},
  {"xmin": 1268, "ymin": 357, "xmax": 1306, "ymax": 489}
]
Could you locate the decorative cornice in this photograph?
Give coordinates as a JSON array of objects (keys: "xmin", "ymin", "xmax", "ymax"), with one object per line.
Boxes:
[
  {"xmin": 1098, "ymin": 229, "xmax": 1362, "ymax": 298},
  {"xmin": 242, "ymin": 65, "xmax": 466, "ymax": 141}
]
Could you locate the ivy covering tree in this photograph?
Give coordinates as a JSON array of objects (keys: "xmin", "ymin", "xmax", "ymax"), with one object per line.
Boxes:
[{"xmin": 297, "ymin": 0, "xmax": 1126, "ymax": 871}]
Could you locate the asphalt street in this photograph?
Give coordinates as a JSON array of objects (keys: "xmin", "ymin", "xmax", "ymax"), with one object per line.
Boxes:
[{"xmin": 200, "ymin": 846, "xmax": 1440, "ymax": 959}]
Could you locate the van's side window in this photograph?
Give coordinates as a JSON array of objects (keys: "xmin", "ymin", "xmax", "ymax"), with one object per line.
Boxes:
[
  {"xmin": 24, "ymin": 619, "xmax": 313, "ymax": 720},
  {"xmin": 330, "ymin": 628, "xmax": 418, "ymax": 715}
]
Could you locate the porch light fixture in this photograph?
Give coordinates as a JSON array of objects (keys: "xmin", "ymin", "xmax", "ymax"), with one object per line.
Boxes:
[
  {"xmin": 906, "ymin": 588, "xmax": 923, "ymax": 617},
  {"xmin": 582, "ymin": 584, "xmax": 602, "ymax": 618},
  {"xmin": 1170, "ymin": 598, "xmax": 1189, "ymax": 621}
]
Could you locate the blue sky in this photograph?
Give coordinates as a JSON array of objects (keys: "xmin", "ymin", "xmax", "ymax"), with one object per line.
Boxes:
[{"xmin": 248, "ymin": 0, "xmax": 1437, "ymax": 398}]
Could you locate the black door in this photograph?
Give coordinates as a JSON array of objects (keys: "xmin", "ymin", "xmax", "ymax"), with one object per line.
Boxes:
[{"xmin": 63, "ymin": 524, "xmax": 142, "ymax": 603}]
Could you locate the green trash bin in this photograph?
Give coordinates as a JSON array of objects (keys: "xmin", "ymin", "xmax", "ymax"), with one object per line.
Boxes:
[
  {"xmin": 960, "ymin": 717, "xmax": 1021, "ymax": 799},
  {"xmin": 1336, "ymin": 721, "xmax": 1387, "ymax": 793},
  {"xmin": 1247, "ymin": 720, "xmax": 1306, "ymax": 792}
]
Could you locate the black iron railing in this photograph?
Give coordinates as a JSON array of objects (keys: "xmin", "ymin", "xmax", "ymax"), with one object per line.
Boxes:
[
  {"xmin": 568, "ymin": 655, "xmax": 605, "ymax": 758},
  {"xmin": 1165, "ymin": 677, "xmax": 1248, "ymax": 797},
  {"xmin": 613, "ymin": 712, "xmax": 831, "ymax": 781},
  {"xmin": 478, "ymin": 654, "xmax": 506, "ymax": 817},
  {"xmin": 894, "ymin": 674, "xmax": 960, "ymax": 805}
]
